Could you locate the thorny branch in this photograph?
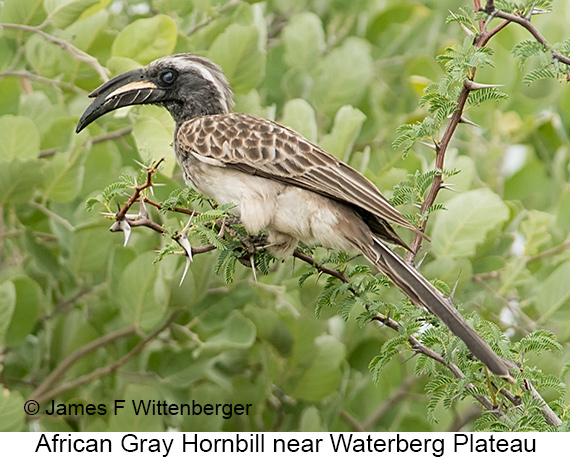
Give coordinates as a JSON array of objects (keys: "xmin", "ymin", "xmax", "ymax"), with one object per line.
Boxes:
[
  {"xmin": 86, "ymin": 0, "xmax": 567, "ymax": 426},
  {"xmin": 105, "ymin": 164, "xmax": 561, "ymax": 426},
  {"xmin": 406, "ymin": 0, "xmax": 570, "ymax": 261}
]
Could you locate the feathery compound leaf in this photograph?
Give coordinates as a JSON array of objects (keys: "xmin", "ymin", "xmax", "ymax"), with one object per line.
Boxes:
[
  {"xmin": 101, "ymin": 181, "xmax": 129, "ymax": 205},
  {"xmin": 446, "ymin": 7, "xmax": 478, "ymax": 34},
  {"xmin": 369, "ymin": 335, "xmax": 408, "ymax": 384},
  {"xmin": 512, "ymin": 329, "xmax": 562, "ymax": 355},
  {"xmin": 512, "ymin": 39, "xmax": 546, "ymax": 67},
  {"xmin": 467, "ymin": 87, "xmax": 509, "ymax": 106},
  {"xmin": 522, "ymin": 67, "xmax": 556, "ymax": 85},
  {"xmin": 153, "ymin": 242, "xmax": 181, "ymax": 265}
]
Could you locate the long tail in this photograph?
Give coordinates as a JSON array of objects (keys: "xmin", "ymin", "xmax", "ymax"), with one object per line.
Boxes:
[{"xmin": 358, "ymin": 236, "xmax": 513, "ymax": 381}]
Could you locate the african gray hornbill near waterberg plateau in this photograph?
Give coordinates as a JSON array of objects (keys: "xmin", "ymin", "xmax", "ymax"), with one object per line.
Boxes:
[{"xmin": 76, "ymin": 53, "xmax": 513, "ymax": 381}]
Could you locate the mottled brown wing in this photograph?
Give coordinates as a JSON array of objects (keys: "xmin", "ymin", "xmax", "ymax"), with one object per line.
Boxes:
[{"xmin": 176, "ymin": 112, "xmax": 424, "ymax": 239}]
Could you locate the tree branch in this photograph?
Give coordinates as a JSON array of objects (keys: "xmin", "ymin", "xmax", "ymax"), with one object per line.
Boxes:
[
  {"xmin": 0, "ymin": 23, "xmax": 109, "ymax": 82},
  {"xmin": 30, "ymin": 326, "xmax": 136, "ymax": 401},
  {"xmin": 31, "ymin": 314, "xmax": 177, "ymax": 406}
]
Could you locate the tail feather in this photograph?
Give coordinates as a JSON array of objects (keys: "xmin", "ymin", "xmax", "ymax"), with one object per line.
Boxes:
[{"xmin": 359, "ymin": 236, "xmax": 513, "ymax": 381}]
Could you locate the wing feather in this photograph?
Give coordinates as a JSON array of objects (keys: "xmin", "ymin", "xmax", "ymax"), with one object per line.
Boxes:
[{"xmin": 177, "ymin": 113, "xmax": 426, "ymax": 240}]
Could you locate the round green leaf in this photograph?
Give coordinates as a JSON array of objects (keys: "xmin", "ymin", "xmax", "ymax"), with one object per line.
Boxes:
[
  {"xmin": 310, "ymin": 38, "xmax": 373, "ymax": 116},
  {"xmin": 208, "ymin": 24, "xmax": 266, "ymax": 94},
  {"xmin": 112, "ymin": 15, "xmax": 177, "ymax": 65},
  {"xmin": 536, "ymin": 261, "xmax": 570, "ymax": 316},
  {"xmin": 289, "ymin": 335, "xmax": 346, "ymax": 402},
  {"xmin": 4, "ymin": 277, "xmax": 42, "ymax": 347},
  {"xmin": 0, "ymin": 281, "xmax": 16, "ymax": 348},
  {"xmin": 116, "ymin": 252, "xmax": 171, "ymax": 332},
  {"xmin": 319, "ymin": 105, "xmax": 366, "ymax": 161},
  {"xmin": 0, "ymin": 115, "xmax": 40, "ymax": 161},
  {"xmin": 132, "ymin": 112, "xmax": 176, "ymax": 177},
  {"xmin": 282, "ymin": 12, "xmax": 325, "ymax": 70},
  {"xmin": 44, "ymin": 0, "xmax": 102, "ymax": 29},
  {"xmin": 107, "ymin": 384, "xmax": 164, "ymax": 432},
  {"xmin": 0, "ymin": 159, "xmax": 44, "ymax": 205},
  {"xmin": 0, "ymin": 390, "xmax": 25, "ymax": 432},
  {"xmin": 279, "ymin": 99, "xmax": 318, "ymax": 142},
  {"xmin": 431, "ymin": 188, "xmax": 510, "ymax": 258}
]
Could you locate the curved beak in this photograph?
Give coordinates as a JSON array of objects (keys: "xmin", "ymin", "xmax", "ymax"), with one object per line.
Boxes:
[{"xmin": 76, "ymin": 68, "xmax": 163, "ymax": 133}]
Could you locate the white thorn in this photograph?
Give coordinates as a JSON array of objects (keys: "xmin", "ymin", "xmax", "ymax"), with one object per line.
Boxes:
[
  {"xmin": 121, "ymin": 220, "xmax": 132, "ymax": 246},
  {"xmin": 109, "ymin": 218, "xmax": 132, "ymax": 246},
  {"xmin": 177, "ymin": 233, "xmax": 193, "ymax": 263},
  {"xmin": 250, "ymin": 255, "xmax": 258, "ymax": 283},
  {"xmin": 463, "ymin": 80, "xmax": 504, "ymax": 91},
  {"xmin": 138, "ymin": 198, "xmax": 149, "ymax": 219},
  {"xmin": 419, "ymin": 141, "xmax": 437, "ymax": 150},
  {"xmin": 440, "ymin": 183, "xmax": 460, "ymax": 193},
  {"xmin": 458, "ymin": 116, "xmax": 480, "ymax": 128},
  {"xmin": 180, "ymin": 255, "xmax": 191, "ymax": 286}
]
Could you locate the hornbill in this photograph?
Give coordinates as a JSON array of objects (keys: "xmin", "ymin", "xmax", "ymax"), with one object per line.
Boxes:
[{"xmin": 76, "ymin": 53, "xmax": 513, "ymax": 381}]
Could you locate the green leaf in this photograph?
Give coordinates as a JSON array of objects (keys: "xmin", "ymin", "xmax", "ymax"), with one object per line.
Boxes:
[
  {"xmin": 4, "ymin": 277, "xmax": 42, "ymax": 347},
  {"xmin": 0, "ymin": 390, "xmax": 25, "ymax": 432},
  {"xmin": 536, "ymin": 261, "xmax": 570, "ymax": 317},
  {"xmin": 199, "ymin": 311, "xmax": 256, "ymax": 356},
  {"xmin": 116, "ymin": 252, "xmax": 171, "ymax": 332},
  {"xmin": 520, "ymin": 209, "xmax": 554, "ymax": 256},
  {"xmin": 208, "ymin": 23, "xmax": 266, "ymax": 94},
  {"xmin": 0, "ymin": 115, "xmax": 40, "ymax": 161},
  {"xmin": 112, "ymin": 15, "xmax": 177, "ymax": 65},
  {"xmin": 282, "ymin": 12, "xmax": 325, "ymax": 70},
  {"xmin": 289, "ymin": 335, "xmax": 346, "ymax": 402},
  {"xmin": 0, "ymin": 281, "xmax": 16, "ymax": 348},
  {"xmin": 132, "ymin": 112, "xmax": 176, "ymax": 177},
  {"xmin": 107, "ymin": 384, "xmax": 164, "ymax": 432},
  {"xmin": 311, "ymin": 38, "xmax": 373, "ymax": 116},
  {"xmin": 41, "ymin": 151, "xmax": 85, "ymax": 203},
  {"xmin": 279, "ymin": 98, "xmax": 318, "ymax": 142},
  {"xmin": 43, "ymin": 0, "xmax": 102, "ymax": 29},
  {"xmin": 0, "ymin": 159, "xmax": 44, "ymax": 205},
  {"xmin": 319, "ymin": 105, "xmax": 366, "ymax": 161},
  {"xmin": 431, "ymin": 188, "xmax": 510, "ymax": 258}
]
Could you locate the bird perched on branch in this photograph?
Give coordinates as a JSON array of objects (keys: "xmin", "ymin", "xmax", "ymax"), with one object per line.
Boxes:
[{"xmin": 76, "ymin": 53, "xmax": 512, "ymax": 381}]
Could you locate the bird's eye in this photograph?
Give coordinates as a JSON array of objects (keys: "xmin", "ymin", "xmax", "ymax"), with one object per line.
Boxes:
[{"xmin": 159, "ymin": 70, "xmax": 177, "ymax": 85}]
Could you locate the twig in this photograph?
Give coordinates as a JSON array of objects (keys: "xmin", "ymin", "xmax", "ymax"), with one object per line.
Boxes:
[
  {"xmin": 339, "ymin": 410, "xmax": 366, "ymax": 432},
  {"xmin": 0, "ymin": 70, "xmax": 86, "ymax": 94},
  {"xmin": 482, "ymin": 6, "xmax": 570, "ymax": 66},
  {"xmin": 523, "ymin": 379, "xmax": 563, "ymax": 427},
  {"xmin": 186, "ymin": 0, "xmax": 241, "ymax": 36},
  {"xmin": 0, "ymin": 23, "xmax": 109, "ymax": 81},
  {"xmin": 362, "ymin": 376, "xmax": 419, "ymax": 429},
  {"xmin": 371, "ymin": 313, "xmax": 506, "ymax": 417},
  {"xmin": 30, "ymin": 326, "xmax": 136, "ymax": 401},
  {"xmin": 32, "ymin": 314, "xmax": 177, "ymax": 406}
]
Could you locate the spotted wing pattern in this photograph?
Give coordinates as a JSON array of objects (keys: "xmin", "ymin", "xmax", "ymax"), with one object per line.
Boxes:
[{"xmin": 176, "ymin": 113, "xmax": 425, "ymax": 246}]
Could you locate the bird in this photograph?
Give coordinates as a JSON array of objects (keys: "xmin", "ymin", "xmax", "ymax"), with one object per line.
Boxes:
[{"xmin": 76, "ymin": 53, "xmax": 513, "ymax": 381}]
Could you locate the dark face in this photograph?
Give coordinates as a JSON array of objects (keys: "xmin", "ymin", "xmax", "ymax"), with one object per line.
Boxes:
[{"xmin": 76, "ymin": 54, "xmax": 232, "ymax": 132}]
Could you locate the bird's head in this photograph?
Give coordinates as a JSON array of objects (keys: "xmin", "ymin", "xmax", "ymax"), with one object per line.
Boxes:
[{"xmin": 76, "ymin": 54, "xmax": 233, "ymax": 133}]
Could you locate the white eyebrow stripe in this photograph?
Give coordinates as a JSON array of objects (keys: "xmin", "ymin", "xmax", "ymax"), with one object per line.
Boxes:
[{"xmin": 174, "ymin": 59, "xmax": 232, "ymax": 113}]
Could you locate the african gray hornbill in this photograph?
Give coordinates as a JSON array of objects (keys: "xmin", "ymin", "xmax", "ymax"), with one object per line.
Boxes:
[{"xmin": 76, "ymin": 53, "xmax": 513, "ymax": 381}]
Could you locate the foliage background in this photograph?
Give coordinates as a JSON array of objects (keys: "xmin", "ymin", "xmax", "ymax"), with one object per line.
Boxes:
[{"xmin": 1, "ymin": 0, "xmax": 570, "ymax": 432}]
